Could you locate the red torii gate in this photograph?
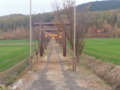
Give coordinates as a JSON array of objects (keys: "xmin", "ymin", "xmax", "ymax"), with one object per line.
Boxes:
[{"xmin": 33, "ymin": 22, "xmax": 70, "ymax": 57}]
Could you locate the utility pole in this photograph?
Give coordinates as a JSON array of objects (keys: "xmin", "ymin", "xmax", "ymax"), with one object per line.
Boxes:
[
  {"xmin": 29, "ymin": 0, "xmax": 32, "ymax": 71},
  {"xmin": 73, "ymin": 0, "xmax": 76, "ymax": 71}
]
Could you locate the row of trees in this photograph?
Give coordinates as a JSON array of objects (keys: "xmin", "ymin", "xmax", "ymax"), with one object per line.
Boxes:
[
  {"xmin": 1, "ymin": 7, "xmax": 120, "ymax": 29},
  {"xmin": 87, "ymin": 9, "xmax": 120, "ymax": 37},
  {"xmin": 0, "ymin": 26, "xmax": 29, "ymax": 40},
  {"xmin": 1, "ymin": 2, "xmax": 120, "ymax": 39},
  {"xmin": 1, "ymin": 1, "xmax": 120, "ymax": 32},
  {"xmin": 89, "ymin": 9, "xmax": 120, "ymax": 28},
  {"xmin": 0, "ymin": 12, "xmax": 54, "ymax": 39},
  {"xmin": 0, "ymin": 13, "xmax": 54, "ymax": 31}
]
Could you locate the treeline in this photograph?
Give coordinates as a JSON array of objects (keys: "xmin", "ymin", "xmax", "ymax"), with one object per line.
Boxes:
[
  {"xmin": 76, "ymin": 1, "xmax": 120, "ymax": 12},
  {"xmin": 0, "ymin": 12, "xmax": 54, "ymax": 39},
  {"xmin": 0, "ymin": 12, "xmax": 54, "ymax": 31},
  {"xmin": 87, "ymin": 9, "xmax": 120, "ymax": 38},
  {"xmin": 1, "ymin": 9, "xmax": 120, "ymax": 39},
  {"xmin": 1, "ymin": 0, "xmax": 120, "ymax": 39},
  {"xmin": 1, "ymin": 0, "xmax": 120, "ymax": 31},
  {"xmin": 89, "ymin": 9, "xmax": 120, "ymax": 28}
]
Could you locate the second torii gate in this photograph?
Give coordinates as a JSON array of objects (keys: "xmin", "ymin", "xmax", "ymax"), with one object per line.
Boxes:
[{"xmin": 33, "ymin": 22, "xmax": 70, "ymax": 57}]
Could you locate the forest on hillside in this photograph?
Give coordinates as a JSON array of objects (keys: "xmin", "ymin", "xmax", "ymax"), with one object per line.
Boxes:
[
  {"xmin": 76, "ymin": 0, "xmax": 120, "ymax": 12},
  {"xmin": 0, "ymin": 13, "xmax": 54, "ymax": 39},
  {"xmin": 0, "ymin": 13, "xmax": 54, "ymax": 31},
  {"xmin": 89, "ymin": 9, "xmax": 120, "ymax": 28},
  {"xmin": 1, "ymin": 0, "xmax": 120, "ymax": 39},
  {"xmin": 87, "ymin": 9, "xmax": 120, "ymax": 38}
]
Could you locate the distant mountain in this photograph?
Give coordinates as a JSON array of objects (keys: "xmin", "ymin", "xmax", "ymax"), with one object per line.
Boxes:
[
  {"xmin": 76, "ymin": 1, "xmax": 120, "ymax": 12},
  {"xmin": 0, "ymin": 14, "xmax": 25, "ymax": 20}
]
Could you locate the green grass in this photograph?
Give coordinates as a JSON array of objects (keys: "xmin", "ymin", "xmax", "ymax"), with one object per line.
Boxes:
[
  {"xmin": 0, "ymin": 40, "xmax": 30, "ymax": 44},
  {"xmin": 84, "ymin": 38, "xmax": 120, "ymax": 65},
  {"xmin": 0, "ymin": 45, "xmax": 30, "ymax": 72},
  {"xmin": 0, "ymin": 40, "xmax": 36, "ymax": 72}
]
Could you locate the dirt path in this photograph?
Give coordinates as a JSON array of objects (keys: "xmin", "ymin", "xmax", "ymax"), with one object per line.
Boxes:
[{"xmin": 11, "ymin": 40, "xmax": 113, "ymax": 90}]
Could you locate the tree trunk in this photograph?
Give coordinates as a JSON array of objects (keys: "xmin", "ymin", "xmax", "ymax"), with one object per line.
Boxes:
[
  {"xmin": 116, "ymin": 33, "xmax": 118, "ymax": 38},
  {"xmin": 76, "ymin": 54, "xmax": 80, "ymax": 63},
  {"xmin": 63, "ymin": 32, "xmax": 66, "ymax": 57}
]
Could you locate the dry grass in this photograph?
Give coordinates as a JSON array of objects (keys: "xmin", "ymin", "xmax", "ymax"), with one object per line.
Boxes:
[
  {"xmin": 81, "ymin": 54, "xmax": 120, "ymax": 90},
  {"xmin": 104, "ymin": 66, "xmax": 120, "ymax": 89}
]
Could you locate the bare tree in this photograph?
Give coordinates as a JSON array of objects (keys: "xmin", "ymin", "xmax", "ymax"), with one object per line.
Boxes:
[
  {"xmin": 114, "ymin": 23, "xmax": 119, "ymax": 38},
  {"xmin": 52, "ymin": 0, "xmax": 90, "ymax": 71}
]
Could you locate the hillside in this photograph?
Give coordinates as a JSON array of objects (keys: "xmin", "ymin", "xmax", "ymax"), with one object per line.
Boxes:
[
  {"xmin": 0, "ymin": 14, "xmax": 25, "ymax": 20},
  {"xmin": 76, "ymin": 1, "xmax": 120, "ymax": 12},
  {"xmin": 0, "ymin": 13, "xmax": 54, "ymax": 31},
  {"xmin": 1, "ymin": 0, "xmax": 120, "ymax": 33},
  {"xmin": 1, "ymin": 0, "xmax": 120, "ymax": 31}
]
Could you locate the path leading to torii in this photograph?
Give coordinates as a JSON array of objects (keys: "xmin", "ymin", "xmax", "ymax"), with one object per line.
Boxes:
[{"xmin": 11, "ymin": 40, "xmax": 112, "ymax": 90}]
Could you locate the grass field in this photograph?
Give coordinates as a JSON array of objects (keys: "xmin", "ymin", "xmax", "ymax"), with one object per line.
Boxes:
[
  {"xmin": 84, "ymin": 38, "xmax": 120, "ymax": 65},
  {"xmin": 0, "ymin": 40, "xmax": 30, "ymax": 44},
  {"xmin": 0, "ymin": 40, "xmax": 36, "ymax": 72}
]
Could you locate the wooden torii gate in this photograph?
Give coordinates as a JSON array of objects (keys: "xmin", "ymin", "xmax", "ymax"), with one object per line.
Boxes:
[{"xmin": 33, "ymin": 22, "xmax": 70, "ymax": 57}]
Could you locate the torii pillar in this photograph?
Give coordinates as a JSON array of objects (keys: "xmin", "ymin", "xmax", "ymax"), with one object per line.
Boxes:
[{"xmin": 63, "ymin": 31, "xmax": 66, "ymax": 57}]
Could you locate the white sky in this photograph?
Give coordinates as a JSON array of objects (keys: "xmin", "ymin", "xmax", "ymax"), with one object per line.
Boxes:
[{"xmin": 0, "ymin": 0, "xmax": 100, "ymax": 16}]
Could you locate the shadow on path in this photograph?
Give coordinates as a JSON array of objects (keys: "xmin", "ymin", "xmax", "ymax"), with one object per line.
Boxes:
[
  {"xmin": 24, "ymin": 43, "xmax": 55, "ymax": 90},
  {"xmin": 55, "ymin": 46, "xmax": 89, "ymax": 90}
]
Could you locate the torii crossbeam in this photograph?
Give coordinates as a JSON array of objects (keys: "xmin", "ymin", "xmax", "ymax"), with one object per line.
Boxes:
[{"xmin": 33, "ymin": 22, "xmax": 70, "ymax": 57}]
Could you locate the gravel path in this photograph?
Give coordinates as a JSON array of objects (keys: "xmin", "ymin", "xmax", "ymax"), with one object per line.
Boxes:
[{"xmin": 12, "ymin": 40, "xmax": 113, "ymax": 90}]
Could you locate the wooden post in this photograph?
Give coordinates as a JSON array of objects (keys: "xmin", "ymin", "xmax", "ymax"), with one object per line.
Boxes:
[
  {"xmin": 39, "ymin": 25, "xmax": 43, "ymax": 57},
  {"xmin": 63, "ymin": 32, "xmax": 66, "ymax": 57},
  {"xmin": 73, "ymin": 0, "xmax": 77, "ymax": 71},
  {"xmin": 29, "ymin": 0, "xmax": 32, "ymax": 71},
  {"xmin": 40, "ymin": 30, "xmax": 44, "ymax": 57},
  {"xmin": 40, "ymin": 43, "xmax": 43, "ymax": 56}
]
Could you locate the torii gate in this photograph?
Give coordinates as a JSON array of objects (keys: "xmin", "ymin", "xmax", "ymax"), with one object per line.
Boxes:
[{"xmin": 33, "ymin": 22, "xmax": 70, "ymax": 57}]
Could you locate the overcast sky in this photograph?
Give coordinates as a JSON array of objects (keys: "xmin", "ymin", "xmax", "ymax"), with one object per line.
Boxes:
[{"xmin": 0, "ymin": 0, "xmax": 100, "ymax": 16}]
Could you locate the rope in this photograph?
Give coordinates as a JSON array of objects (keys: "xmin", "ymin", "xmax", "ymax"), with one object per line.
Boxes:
[{"xmin": 43, "ymin": 29, "xmax": 63, "ymax": 37}]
